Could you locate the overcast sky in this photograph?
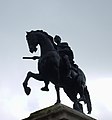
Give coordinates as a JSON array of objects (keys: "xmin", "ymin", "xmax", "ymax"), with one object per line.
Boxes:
[{"xmin": 0, "ymin": 0, "xmax": 112, "ymax": 120}]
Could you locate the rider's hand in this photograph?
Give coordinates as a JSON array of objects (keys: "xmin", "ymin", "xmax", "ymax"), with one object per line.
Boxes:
[{"xmin": 32, "ymin": 56, "xmax": 37, "ymax": 60}]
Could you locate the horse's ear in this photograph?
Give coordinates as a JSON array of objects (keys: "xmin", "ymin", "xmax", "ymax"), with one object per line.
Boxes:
[{"xmin": 26, "ymin": 31, "xmax": 29, "ymax": 34}]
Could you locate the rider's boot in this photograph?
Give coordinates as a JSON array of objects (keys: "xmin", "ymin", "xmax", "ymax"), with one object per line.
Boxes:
[
  {"xmin": 66, "ymin": 70, "xmax": 72, "ymax": 80},
  {"xmin": 71, "ymin": 68, "xmax": 78, "ymax": 80}
]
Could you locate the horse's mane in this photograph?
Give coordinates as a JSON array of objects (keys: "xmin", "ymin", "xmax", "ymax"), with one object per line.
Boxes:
[{"xmin": 36, "ymin": 30, "xmax": 57, "ymax": 49}]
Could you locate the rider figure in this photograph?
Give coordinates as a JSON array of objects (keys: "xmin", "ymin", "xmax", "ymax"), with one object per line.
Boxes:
[
  {"xmin": 54, "ymin": 35, "xmax": 75, "ymax": 79},
  {"xmin": 54, "ymin": 35, "xmax": 80, "ymax": 81}
]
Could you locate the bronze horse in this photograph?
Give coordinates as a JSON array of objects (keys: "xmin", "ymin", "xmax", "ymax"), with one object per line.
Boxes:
[{"xmin": 23, "ymin": 30, "xmax": 92, "ymax": 114}]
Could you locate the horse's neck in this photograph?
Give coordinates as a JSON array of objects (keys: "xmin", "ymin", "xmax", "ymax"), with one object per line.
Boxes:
[{"xmin": 39, "ymin": 38, "xmax": 55, "ymax": 57}]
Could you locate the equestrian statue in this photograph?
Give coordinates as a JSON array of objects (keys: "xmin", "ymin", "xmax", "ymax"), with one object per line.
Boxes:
[{"xmin": 23, "ymin": 30, "xmax": 92, "ymax": 114}]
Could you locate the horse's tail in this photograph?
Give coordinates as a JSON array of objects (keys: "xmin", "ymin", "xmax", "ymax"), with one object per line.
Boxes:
[{"xmin": 84, "ymin": 86, "xmax": 92, "ymax": 114}]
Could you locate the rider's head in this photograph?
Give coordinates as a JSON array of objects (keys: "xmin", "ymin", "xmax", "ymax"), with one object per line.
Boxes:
[{"xmin": 54, "ymin": 35, "xmax": 61, "ymax": 44}]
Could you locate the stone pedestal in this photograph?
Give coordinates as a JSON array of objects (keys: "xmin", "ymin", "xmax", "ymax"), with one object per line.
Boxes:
[{"xmin": 23, "ymin": 104, "xmax": 96, "ymax": 120}]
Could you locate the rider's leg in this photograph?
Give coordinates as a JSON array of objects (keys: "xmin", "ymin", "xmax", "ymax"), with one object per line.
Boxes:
[{"xmin": 63, "ymin": 55, "xmax": 72, "ymax": 79}]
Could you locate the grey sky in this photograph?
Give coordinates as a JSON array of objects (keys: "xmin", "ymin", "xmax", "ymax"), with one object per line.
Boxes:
[{"xmin": 0, "ymin": 0, "xmax": 112, "ymax": 120}]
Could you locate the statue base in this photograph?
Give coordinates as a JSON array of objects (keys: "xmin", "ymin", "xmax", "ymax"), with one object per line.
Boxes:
[{"xmin": 23, "ymin": 104, "xmax": 96, "ymax": 120}]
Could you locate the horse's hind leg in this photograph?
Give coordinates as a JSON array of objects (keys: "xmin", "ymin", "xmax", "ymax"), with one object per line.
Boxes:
[
  {"xmin": 73, "ymin": 100, "xmax": 83, "ymax": 113},
  {"xmin": 23, "ymin": 71, "xmax": 42, "ymax": 95},
  {"xmin": 55, "ymin": 85, "xmax": 61, "ymax": 104}
]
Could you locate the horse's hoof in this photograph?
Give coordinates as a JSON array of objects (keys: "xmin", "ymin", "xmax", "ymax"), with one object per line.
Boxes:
[
  {"xmin": 55, "ymin": 101, "xmax": 61, "ymax": 105},
  {"xmin": 54, "ymin": 102, "xmax": 59, "ymax": 105},
  {"xmin": 24, "ymin": 87, "xmax": 31, "ymax": 95},
  {"xmin": 87, "ymin": 111, "xmax": 91, "ymax": 114},
  {"xmin": 41, "ymin": 87, "xmax": 49, "ymax": 91}
]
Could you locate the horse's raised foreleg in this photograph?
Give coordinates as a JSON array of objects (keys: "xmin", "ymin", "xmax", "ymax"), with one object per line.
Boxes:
[
  {"xmin": 55, "ymin": 85, "xmax": 61, "ymax": 104},
  {"xmin": 23, "ymin": 71, "xmax": 42, "ymax": 95}
]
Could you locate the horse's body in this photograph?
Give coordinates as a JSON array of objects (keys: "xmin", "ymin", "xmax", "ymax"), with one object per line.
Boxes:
[{"xmin": 23, "ymin": 30, "xmax": 92, "ymax": 114}]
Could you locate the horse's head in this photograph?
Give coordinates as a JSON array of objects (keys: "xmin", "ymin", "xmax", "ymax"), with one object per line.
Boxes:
[
  {"xmin": 26, "ymin": 31, "xmax": 39, "ymax": 53},
  {"xmin": 26, "ymin": 30, "xmax": 54, "ymax": 53}
]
